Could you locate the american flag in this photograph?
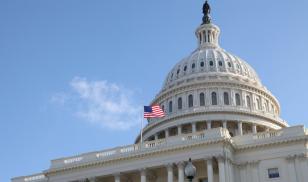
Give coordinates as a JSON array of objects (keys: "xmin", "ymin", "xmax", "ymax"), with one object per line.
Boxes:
[{"xmin": 144, "ymin": 105, "xmax": 165, "ymax": 118}]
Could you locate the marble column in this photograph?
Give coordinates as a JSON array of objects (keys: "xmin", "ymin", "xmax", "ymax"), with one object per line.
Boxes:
[
  {"xmin": 140, "ymin": 169, "xmax": 147, "ymax": 182},
  {"xmin": 223, "ymin": 121, "xmax": 227, "ymax": 129},
  {"xmin": 286, "ymin": 156, "xmax": 298, "ymax": 182},
  {"xmin": 114, "ymin": 174, "xmax": 120, "ymax": 182},
  {"xmin": 300, "ymin": 155, "xmax": 308, "ymax": 182},
  {"xmin": 238, "ymin": 122, "xmax": 243, "ymax": 136},
  {"xmin": 155, "ymin": 134, "xmax": 158, "ymax": 140},
  {"xmin": 252, "ymin": 124, "xmax": 257, "ymax": 134},
  {"xmin": 166, "ymin": 164, "xmax": 173, "ymax": 182},
  {"xmin": 218, "ymin": 157, "xmax": 226, "ymax": 182},
  {"xmin": 177, "ymin": 162, "xmax": 185, "ymax": 182},
  {"xmin": 250, "ymin": 162, "xmax": 260, "ymax": 182},
  {"xmin": 227, "ymin": 159, "xmax": 234, "ymax": 182},
  {"xmin": 178, "ymin": 125, "xmax": 182, "ymax": 135},
  {"xmin": 192, "ymin": 122, "xmax": 197, "ymax": 133},
  {"xmin": 206, "ymin": 158, "xmax": 214, "ymax": 182},
  {"xmin": 207, "ymin": 121, "xmax": 212, "ymax": 129},
  {"xmin": 239, "ymin": 164, "xmax": 247, "ymax": 182},
  {"xmin": 295, "ymin": 156, "xmax": 306, "ymax": 182},
  {"xmin": 165, "ymin": 129, "xmax": 169, "ymax": 138}
]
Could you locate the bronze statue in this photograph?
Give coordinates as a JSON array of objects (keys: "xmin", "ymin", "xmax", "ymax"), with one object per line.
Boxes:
[{"xmin": 202, "ymin": 1, "xmax": 212, "ymax": 24}]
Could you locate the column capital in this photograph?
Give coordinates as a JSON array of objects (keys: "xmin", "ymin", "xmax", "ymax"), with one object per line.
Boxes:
[
  {"xmin": 166, "ymin": 163, "xmax": 173, "ymax": 171},
  {"xmin": 216, "ymin": 155, "xmax": 225, "ymax": 162},
  {"xmin": 139, "ymin": 168, "xmax": 147, "ymax": 175},
  {"xmin": 295, "ymin": 153, "xmax": 307, "ymax": 159},
  {"xmin": 204, "ymin": 156, "xmax": 213, "ymax": 161},
  {"xmin": 177, "ymin": 161, "xmax": 185, "ymax": 169},
  {"xmin": 247, "ymin": 160, "xmax": 260, "ymax": 166},
  {"xmin": 81, "ymin": 178, "xmax": 96, "ymax": 182},
  {"xmin": 113, "ymin": 173, "xmax": 121, "ymax": 178},
  {"xmin": 286, "ymin": 155, "xmax": 296, "ymax": 162}
]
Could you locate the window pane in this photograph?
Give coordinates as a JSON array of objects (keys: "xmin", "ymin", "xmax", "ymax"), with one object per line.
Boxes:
[
  {"xmin": 236, "ymin": 93, "xmax": 241, "ymax": 106},
  {"xmin": 189, "ymin": 95, "xmax": 194, "ymax": 108},
  {"xmin": 224, "ymin": 92, "xmax": 230, "ymax": 105},
  {"xmin": 200, "ymin": 93, "xmax": 205, "ymax": 106},
  {"xmin": 178, "ymin": 97, "xmax": 182, "ymax": 110},
  {"xmin": 212, "ymin": 92, "xmax": 217, "ymax": 105},
  {"xmin": 268, "ymin": 168, "xmax": 279, "ymax": 179},
  {"xmin": 169, "ymin": 101, "xmax": 173, "ymax": 113}
]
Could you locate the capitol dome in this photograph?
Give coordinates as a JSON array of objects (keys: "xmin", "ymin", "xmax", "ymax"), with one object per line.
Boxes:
[{"xmin": 136, "ymin": 1, "xmax": 288, "ymax": 143}]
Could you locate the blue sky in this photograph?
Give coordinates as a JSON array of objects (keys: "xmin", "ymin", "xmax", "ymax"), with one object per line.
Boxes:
[{"xmin": 1, "ymin": 0, "xmax": 308, "ymax": 182}]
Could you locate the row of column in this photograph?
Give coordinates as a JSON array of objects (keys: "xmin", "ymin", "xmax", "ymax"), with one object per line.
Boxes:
[
  {"xmin": 85, "ymin": 157, "xmax": 231, "ymax": 182},
  {"xmin": 153, "ymin": 121, "xmax": 266, "ymax": 140}
]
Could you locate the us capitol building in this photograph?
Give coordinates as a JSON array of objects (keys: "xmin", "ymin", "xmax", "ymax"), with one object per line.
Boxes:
[{"xmin": 12, "ymin": 1, "xmax": 308, "ymax": 182}]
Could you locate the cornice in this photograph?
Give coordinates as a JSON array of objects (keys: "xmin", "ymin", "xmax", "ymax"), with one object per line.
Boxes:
[
  {"xmin": 234, "ymin": 135, "xmax": 308, "ymax": 151},
  {"xmin": 153, "ymin": 78, "xmax": 280, "ymax": 111},
  {"xmin": 45, "ymin": 138, "xmax": 230, "ymax": 176}
]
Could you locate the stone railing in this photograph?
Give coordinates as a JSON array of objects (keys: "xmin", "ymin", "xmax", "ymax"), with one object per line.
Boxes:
[
  {"xmin": 232, "ymin": 125, "xmax": 307, "ymax": 148},
  {"xmin": 12, "ymin": 173, "xmax": 47, "ymax": 182},
  {"xmin": 49, "ymin": 128, "xmax": 230, "ymax": 170},
  {"xmin": 146, "ymin": 105, "xmax": 287, "ymax": 130}
]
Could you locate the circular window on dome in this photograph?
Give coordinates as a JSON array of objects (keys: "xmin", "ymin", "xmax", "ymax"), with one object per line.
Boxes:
[
  {"xmin": 184, "ymin": 66, "xmax": 187, "ymax": 71},
  {"xmin": 200, "ymin": 62, "xmax": 204, "ymax": 67},
  {"xmin": 192, "ymin": 63, "xmax": 196, "ymax": 69},
  {"xmin": 228, "ymin": 62, "xmax": 232, "ymax": 67},
  {"xmin": 209, "ymin": 61, "xmax": 214, "ymax": 66}
]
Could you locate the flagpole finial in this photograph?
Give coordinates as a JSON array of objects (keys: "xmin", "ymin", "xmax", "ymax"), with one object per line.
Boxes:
[{"xmin": 202, "ymin": 0, "xmax": 212, "ymax": 24}]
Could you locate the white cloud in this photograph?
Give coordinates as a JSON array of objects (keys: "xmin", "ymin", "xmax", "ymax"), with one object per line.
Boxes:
[
  {"xmin": 52, "ymin": 77, "xmax": 142, "ymax": 130},
  {"xmin": 50, "ymin": 92, "xmax": 69, "ymax": 105}
]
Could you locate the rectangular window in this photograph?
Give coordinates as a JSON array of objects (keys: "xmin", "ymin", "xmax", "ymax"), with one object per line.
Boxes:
[{"xmin": 268, "ymin": 168, "xmax": 280, "ymax": 179}]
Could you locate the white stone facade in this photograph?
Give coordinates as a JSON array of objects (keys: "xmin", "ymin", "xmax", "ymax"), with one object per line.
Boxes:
[{"xmin": 12, "ymin": 2, "xmax": 308, "ymax": 182}]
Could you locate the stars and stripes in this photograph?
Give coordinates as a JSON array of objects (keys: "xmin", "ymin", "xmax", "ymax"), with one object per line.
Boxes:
[{"xmin": 144, "ymin": 105, "xmax": 165, "ymax": 118}]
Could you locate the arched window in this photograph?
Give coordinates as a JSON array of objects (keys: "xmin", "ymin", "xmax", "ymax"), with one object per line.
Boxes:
[
  {"xmin": 188, "ymin": 94, "xmax": 194, "ymax": 108},
  {"xmin": 177, "ymin": 69, "xmax": 180, "ymax": 75},
  {"xmin": 211, "ymin": 92, "xmax": 217, "ymax": 105},
  {"xmin": 228, "ymin": 62, "xmax": 232, "ymax": 67},
  {"xmin": 235, "ymin": 93, "xmax": 241, "ymax": 106},
  {"xmin": 219, "ymin": 61, "xmax": 223, "ymax": 66},
  {"xmin": 200, "ymin": 93, "xmax": 205, "ymax": 106},
  {"xmin": 192, "ymin": 63, "xmax": 196, "ymax": 69},
  {"xmin": 224, "ymin": 92, "xmax": 230, "ymax": 105},
  {"xmin": 246, "ymin": 96, "xmax": 251, "ymax": 108},
  {"xmin": 169, "ymin": 101, "xmax": 173, "ymax": 113},
  {"xmin": 200, "ymin": 62, "xmax": 204, "ymax": 67},
  {"xmin": 184, "ymin": 66, "xmax": 187, "ymax": 72},
  {"xmin": 161, "ymin": 105, "xmax": 165, "ymax": 112},
  {"xmin": 178, "ymin": 97, "xmax": 182, "ymax": 110}
]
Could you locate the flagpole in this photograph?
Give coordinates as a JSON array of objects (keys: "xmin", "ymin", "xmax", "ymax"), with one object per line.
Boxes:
[{"xmin": 140, "ymin": 108, "xmax": 144, "ymax": 146}]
